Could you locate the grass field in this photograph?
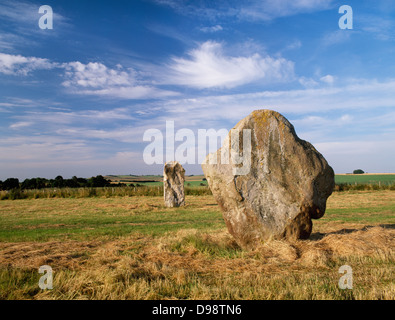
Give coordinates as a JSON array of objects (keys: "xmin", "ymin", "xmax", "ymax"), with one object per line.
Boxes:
[
  {"xmin": 105, "ymin": 174, "xmax": 395, "ymax": 188},
  {"xmin": 335, "ymin": 174, "xmax": 395, "ymax": 185},
  {"xmin": 0, "ymin": 190, "xmax": 394, "ymax": 300},
  {"xmin": 105, "ymin": 175, "xmax": 208, "ymax": 187},
  {"xmin": 132, "ymin": 180, "xmax": 208, "ymax": 187}
]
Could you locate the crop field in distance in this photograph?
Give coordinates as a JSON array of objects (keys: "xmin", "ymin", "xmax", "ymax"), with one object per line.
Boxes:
[
  {"xmin": 105, "ymin": 174, "xmax": 208, "ymax": 187},
  {"xmin": 105, "ymin": 174, "xmax": 395, "ymax": 187},
  {"xmin": 335, "ymin": 173, "xmax": 395, "ymax": 185}
]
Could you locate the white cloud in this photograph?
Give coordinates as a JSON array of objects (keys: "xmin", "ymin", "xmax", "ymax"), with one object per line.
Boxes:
[
  {"xmin": 0, "ymin": 53, "xmax": 177, "ymax": 99},
  {"xmin": 0, "ymin": 52, "xmax": 56, "ymax": 75},
  {"xmin": 62, "ymin": 62, "xmax": 135, "ymax": 88},
  {"xmin": 200, "ymin": 25, "xmax": 223, "ymax": 33},
  {"xmin": 320, "ymin": 74, "xmax": 335, "ymax": 85},
  {"xmin": 164, "ymin": 41, "xmax": 295, "ymax": 89},
  {"xmin": 299, "ymin": 74, "xmax": 335, "ymax": 88},
  {"xmin": 9, "ymin": 121, "xmax": 32, "ymax": 129},
  {"xmin": 339, "ymin": 114, "xmax": 352, "ymax": 122},
  {"xmin": 62, "ymin": 61, "xmax": 178, "ymax": 99}
]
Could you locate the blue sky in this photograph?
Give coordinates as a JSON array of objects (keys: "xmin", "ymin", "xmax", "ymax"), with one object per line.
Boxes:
[{"xmin": 0, "ymin": 0, "xmax": 394, "ymax": 179}]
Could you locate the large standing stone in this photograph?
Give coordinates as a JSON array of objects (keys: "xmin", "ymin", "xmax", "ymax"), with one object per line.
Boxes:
[
  {"xmin": 202, "ymin": 110, "xmax": 335, "ymax": 248},
  {"xmin": 164, "ymin": 161, "xmax": 185, "ymax": 207}
]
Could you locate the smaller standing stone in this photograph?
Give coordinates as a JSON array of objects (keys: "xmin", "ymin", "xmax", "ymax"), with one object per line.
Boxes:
[{"xmin": 164, "ymin": 161, "xmax": 185, "ymax": 207}]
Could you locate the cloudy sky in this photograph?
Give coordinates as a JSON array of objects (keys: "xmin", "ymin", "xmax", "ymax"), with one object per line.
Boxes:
[{"xmin": 1, "ymin": 0, "xmax": 394, "ymax": 179}]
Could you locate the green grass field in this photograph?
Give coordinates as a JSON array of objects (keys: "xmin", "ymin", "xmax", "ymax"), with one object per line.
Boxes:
[
  {"xmin": 0, "ymin": 190, "xmax": 394, "ymax": 300},
  {"xmin": 104, "ymin": 174, "xmax": 395, "ymax": 188},
  {"xmin": 335, "ymin": 174, "xmax": 395, "ymax": 185},
  {"xmin": 135, "ymin": 180, "xmax": 208, "ymax": 187},
  {"xmin": 105, "ymin": 175, "xmax": 207, "ymax": 187},
  {"xmin": 0, "ymin": 196, "xmax": 223, "ymax": 242},
  {"xmin": 0, "ymin": 191, "xmax": 394, "ymax": 243}
]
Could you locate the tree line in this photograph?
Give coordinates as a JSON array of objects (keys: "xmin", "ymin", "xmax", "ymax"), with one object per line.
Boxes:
[{"xmin": 0, "ymin": 175, "xmax": 116, "ymax": 190}]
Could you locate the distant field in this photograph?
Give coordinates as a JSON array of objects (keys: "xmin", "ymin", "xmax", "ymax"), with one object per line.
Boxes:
[
  {"xmin": 105, "ymin": 175, "xmax": 207, "ymax": 187},
  {"xmin": 335, "ymin": 174, "xmax": 395, "ymax": 185},
  {"xmin": 106, "ymin": 174, "xmax": 395, "ymax": 187},
  {"xmin": 135, "ymin": 180, "xmax": 207, "ymax": 187}
]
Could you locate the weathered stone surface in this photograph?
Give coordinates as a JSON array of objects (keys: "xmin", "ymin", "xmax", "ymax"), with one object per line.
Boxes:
[
  {"xmin": 202, "ymin": 110, "xmax": 335, "ymax": 248},
  {"xmin": 164, "ymin": 161, "xmax": 185, "ymax": 207}
]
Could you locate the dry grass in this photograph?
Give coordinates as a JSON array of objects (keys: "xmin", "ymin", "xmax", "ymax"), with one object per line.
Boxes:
[{"xmin": 1, "ymin": 226, "xmax": 394, "ymax": 300}]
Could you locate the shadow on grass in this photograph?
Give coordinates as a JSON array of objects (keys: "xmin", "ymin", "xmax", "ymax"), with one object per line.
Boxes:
[{"xmin": 309, "ymin": 223, "xmax": 395, "ymax": 241}]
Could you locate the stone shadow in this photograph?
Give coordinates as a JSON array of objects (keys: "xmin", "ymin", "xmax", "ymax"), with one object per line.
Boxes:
[{"xmin": 309, "ymin": 223, "xmax": 395, "ymax": 241}]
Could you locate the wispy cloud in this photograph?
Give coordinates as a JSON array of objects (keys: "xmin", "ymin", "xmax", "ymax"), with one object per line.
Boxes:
[
  {"xmin": 0, "ymin": 33, "xmax": 34, "ymax": 51},
  {"xmin": 56, "ymin": 126, "xmax": 150, "ymax": 144},
  {"xmin": 320, "ymin": 74, "xmax": 335, "ymax": 85},
  {"xmin": 200, "ymin": 25, "xmax": 223, "ymax": 33},
  {"xmin": 145, "ymin": 23, "xmax": 195, "ymax": 45},
  {"xmin": 154, "ymin": 0, "xmax": 334, "ymax": 21},
  {"xmin": 0, "ymin": 135, "xmax": 93, "ymax": 162},
  {"xmin": 0, "ymin": 0, "xmax": 72, "ymax": 55},
  {"xmin": 149, "ymin": 78, "xmax": 395, "ymax": 126},
  {"xmin": 283, "ymin": 40, "xmax": 302, "ymax": 52},
  {"xmin": 0, "ymin": 0, "xmax": 43, "ymax": 25},
  {"xmin": 9, "ymin": 121, "xmax": 33, "ymax": 129},
  {"xmin": 163, "ymin": 41, "xmax": 295, "ymax": 89},
  {"xmin": 238, "ymin": 0, "xmax": 334, "ymax": 21},
  {"xmin": 0, "ymin": 97, "xmax": 42, "ymax": 108},
  {"xmin": 321, "ymin": 30, "xmax": 353, "ymax": 47},
  {"xmin": 359, "ymin": 14, "xmax": 395, "ymax": 41},
  {"xmin": 0, "ymin": 0, "xmax": 69, "ymax": 32},
  {"xmin": 12, "ymin": 108, "xmax": 137, "ymax": 127}
]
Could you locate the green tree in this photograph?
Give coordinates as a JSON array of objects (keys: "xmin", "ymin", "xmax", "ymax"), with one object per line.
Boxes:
[
  {"xmin": 21, "ymin": 178, "xmax": 33, "ymax": 189},
  {"xmin": 3, "ymin": 178, "xmax": 20, "ymax": 190},
  {"xmin": 353, "ymin": 169, "xmax": 365, "ymax": 174},
  {"xmin": 64, "ymin": 177, "xmax": 79, "ymax": 188},
  {"xmin": 35, "ymin": 178, "xmax": 48, "ymax": 189},
  {"xmin": 88, "ymin": 175, "xmax": 111, "ymax": 187},
  {"xmin": 21, "ymin": 177, "xmax": 48, "ymax": 189},
  {"xmin": 53, "ymin": 175, "xmax": 65, "ymax": 188}
]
